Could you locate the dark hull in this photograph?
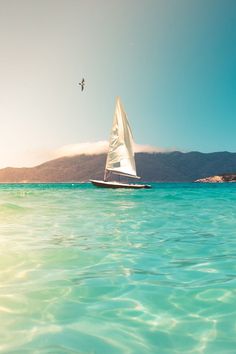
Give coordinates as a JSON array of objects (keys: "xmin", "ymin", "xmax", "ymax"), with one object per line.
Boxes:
[{"xmin": 90, "ymin": 180, "xmax": 151, "ymax": 189}]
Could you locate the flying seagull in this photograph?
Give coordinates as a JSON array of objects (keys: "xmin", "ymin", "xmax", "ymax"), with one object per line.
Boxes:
[{"xmin": 78, "ymin": 78, "xmax": 85, "ymax": 91}]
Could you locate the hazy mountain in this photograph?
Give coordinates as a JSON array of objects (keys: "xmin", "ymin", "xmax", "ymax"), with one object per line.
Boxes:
[{"xmin": 0, "ymin": 152, "xmax": 236, "ymax": 183}]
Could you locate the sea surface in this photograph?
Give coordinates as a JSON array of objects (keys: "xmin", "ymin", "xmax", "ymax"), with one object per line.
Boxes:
[{"xmin": 0, "ymin": 183, "xmax": 236, "ymax": 354}]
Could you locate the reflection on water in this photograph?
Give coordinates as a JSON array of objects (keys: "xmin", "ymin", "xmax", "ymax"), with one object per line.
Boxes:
[{"xmin": 0, "ymin": 183, "xmax": 236, "ymax": 353}]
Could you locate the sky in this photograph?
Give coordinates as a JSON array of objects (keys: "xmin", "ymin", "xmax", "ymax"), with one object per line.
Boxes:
[{"xmin": 0, "ymin": 0, "xmax": 236, "ymax": 167}]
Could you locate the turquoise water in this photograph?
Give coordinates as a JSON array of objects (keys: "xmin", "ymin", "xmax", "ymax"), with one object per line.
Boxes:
[{"xmin": 0, "ymin": 183, "xmax": 236, "ymax": 353}]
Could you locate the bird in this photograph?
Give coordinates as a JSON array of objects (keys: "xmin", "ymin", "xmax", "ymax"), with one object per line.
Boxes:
[{"xmin": 78, "ymin": 78, "xmax": 85, "ymax": 91}]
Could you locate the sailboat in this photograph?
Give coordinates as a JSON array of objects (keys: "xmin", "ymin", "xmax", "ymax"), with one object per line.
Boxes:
[{"xmin": 90, "ymin": 97, "xmax": 151, "ymax": 189}]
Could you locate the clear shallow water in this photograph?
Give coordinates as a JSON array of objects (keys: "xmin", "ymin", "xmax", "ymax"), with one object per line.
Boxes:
[{"xmin": 0, "ymin": 183, "xmax": 236, "ymax": 354}]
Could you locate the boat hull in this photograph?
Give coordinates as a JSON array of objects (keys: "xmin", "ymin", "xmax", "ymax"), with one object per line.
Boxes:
[{"xmin": 90, "ymin": 180, "xmax": 151, "ymax": 189}]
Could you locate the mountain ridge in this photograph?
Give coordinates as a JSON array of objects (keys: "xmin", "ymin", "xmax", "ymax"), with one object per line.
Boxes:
[{"xmin": 0, "ymin": 151, "xmax": 236, "ymax": 183}]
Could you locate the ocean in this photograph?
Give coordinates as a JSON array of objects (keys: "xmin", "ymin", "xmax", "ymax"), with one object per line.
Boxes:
[{"xmin": 0, "ymin": 183, "xmax": 236, "ymax": 353}]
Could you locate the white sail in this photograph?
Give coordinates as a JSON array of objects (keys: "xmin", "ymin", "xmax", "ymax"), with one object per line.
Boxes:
[{"xmin": 105, "ymin": 97, "xmax": 139, "ymax": 179}]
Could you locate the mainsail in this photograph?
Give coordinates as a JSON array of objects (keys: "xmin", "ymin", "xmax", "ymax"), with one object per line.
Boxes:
[{"xmin": 105, "ymin": 97, "xmax": 139, "ymax": 179}]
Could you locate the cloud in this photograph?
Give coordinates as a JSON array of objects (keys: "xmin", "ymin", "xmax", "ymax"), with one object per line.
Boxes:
[
  {"xmin": 0, "ymin": 141, "xmax": 175, "ymax": 168},
  {"xmin": 53, "ymin": 141, "xmax": 109, "ymax": 158},
  {"xmin": 52, "ymin": 141, "xmax": 171, "ymax": 159},
  {"xmin": 133, "ymin": 143, "xmax": 171, "ymax": 153}
]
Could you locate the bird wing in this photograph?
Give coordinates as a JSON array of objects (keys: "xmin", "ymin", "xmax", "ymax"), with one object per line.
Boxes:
[{"xmin": 78, "ymin": 78, "xmax": 85, "ymax": 90}]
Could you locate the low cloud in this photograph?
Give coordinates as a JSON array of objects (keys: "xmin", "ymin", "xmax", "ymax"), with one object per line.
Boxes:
[
  {"xmin": 0, "ymin": 141, "xmax": 175, "ymax": 168},
  {"xmin": 53, "ymin": 141, "xmax": 109, "ymax": 158},
  {"xmin": 52, "ymin": 141, "xmax": 171, "ymax": 158},
  {"xmin": 133, "ymin": 143, "xmax": 171, "ymax": 153}
]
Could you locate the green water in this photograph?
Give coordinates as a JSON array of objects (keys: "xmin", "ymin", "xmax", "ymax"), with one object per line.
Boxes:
[{"xmin": 0, "ymin": 183, "xmax": 236, "ymax": 353}]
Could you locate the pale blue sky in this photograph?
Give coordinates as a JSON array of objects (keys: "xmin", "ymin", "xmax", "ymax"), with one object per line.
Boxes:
[{"xmin": 0, "ymin": 0, "xmax": 235, "ymax": 167}]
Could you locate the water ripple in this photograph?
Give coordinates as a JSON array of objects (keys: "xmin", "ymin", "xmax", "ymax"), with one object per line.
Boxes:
[{"xmin": 0, "ymin": 183, "xmax": 236, "ymax": 353}]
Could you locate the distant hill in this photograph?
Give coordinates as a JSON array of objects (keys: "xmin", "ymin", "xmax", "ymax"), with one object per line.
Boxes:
[{"xmin": 0, "ymin": 151, "xmax": 236, "ymax": 182}]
